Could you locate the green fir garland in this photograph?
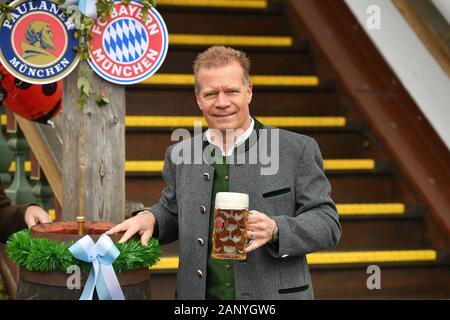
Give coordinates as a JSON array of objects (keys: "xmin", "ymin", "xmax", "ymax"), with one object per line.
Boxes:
[{"xmin": 7, "ymin": 230, "xmax": 161, "ymax": 273}]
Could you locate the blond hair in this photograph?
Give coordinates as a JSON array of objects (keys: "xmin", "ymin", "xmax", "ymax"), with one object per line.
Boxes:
[{"xmin": 193, "ymin": 46, "xmax": 251, "ymax": 93}]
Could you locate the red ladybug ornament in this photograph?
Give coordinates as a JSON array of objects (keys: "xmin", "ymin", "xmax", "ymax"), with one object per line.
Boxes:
[{"xmin": 0, "ymin": 64, "xmax": 62, "ymax": 125}]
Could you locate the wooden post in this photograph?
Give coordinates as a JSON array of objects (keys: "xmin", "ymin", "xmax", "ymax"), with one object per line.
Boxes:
[{"xmin": 61, "ymin": 62, "xmax": 125, "ymax": 222}]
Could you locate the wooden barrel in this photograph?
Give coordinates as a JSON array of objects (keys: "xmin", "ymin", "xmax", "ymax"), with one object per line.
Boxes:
[{"xmin": 16, "ymin": 221, "xmax": 151, "ymax": 300}]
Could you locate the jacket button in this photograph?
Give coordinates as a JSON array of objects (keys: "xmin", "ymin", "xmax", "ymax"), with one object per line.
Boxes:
[
  {"xmin": 197, "ymin": 238, "xmax": 205, "ymax": 246},
  {"xmin": 197, "ymin": 270, "xmax": 203, "ymax": 278},
  {"xmin": 203, "ymin": 173, "xmax": 210, "ymax": 181},
  {"xmin": 200, "ymin": 206, "xmax": 207, "ymax": 214},
  {"xmin": 224, "ymin": 175, "xmax": 229, "ymax": 180},
  {"xmin": 225, "ymin": 264, "xmax": 232, "ymax": 270},
  {"xmin": 282, "ymin": 254, "xmax": 289, "ymax": 259}
]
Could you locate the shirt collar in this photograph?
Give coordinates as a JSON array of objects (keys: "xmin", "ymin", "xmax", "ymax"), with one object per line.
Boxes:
[{"xmin": 204, "ymin": 117, "xmax": 254, "ymax": 156}]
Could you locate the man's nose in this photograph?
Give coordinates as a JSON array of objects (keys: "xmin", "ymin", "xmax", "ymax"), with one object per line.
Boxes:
[{"xmin": 214, "ymin": 92, "xmax": 230, "ymax": 108}]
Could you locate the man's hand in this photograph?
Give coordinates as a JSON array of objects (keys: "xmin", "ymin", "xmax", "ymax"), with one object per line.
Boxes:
[
  {"xmin": 105, "ymin": 213, "xmax": 156, "ymax": 247},
  {"xmin": 24, "ymin": 205, "xmax": 52, "ymax": 228},
  {"xmin": 245, "ymin": 210, "xmax": 277, "ymax": 253}
]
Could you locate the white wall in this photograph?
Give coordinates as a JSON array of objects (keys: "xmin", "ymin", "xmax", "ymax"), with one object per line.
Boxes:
[
  {"xmin": 344, "ymin": 0, "xmax": 450, "ymax": 150},
  {"xmin": 431, "ymin": 0, "xmax": 450, "ymax": 24}
]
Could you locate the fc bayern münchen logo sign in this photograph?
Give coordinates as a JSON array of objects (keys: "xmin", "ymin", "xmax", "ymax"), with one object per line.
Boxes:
[
  {"xmin": 88, "ymin": 0, "xmax": 168, "ymax": 85},
  {"xmin": 0, "ymin": 0, "xmax": 79, "ymax": 84}
]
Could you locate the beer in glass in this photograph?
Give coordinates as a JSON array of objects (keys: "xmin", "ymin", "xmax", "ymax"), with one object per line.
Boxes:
[{"xmin": 212, "ymin": 192, "xmax": 249, "ymax": 260}]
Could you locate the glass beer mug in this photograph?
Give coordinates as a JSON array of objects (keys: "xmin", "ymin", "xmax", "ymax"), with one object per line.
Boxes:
[{"xmin": 212, "ymin": 192, "xmax": 249, "ymax": 260}]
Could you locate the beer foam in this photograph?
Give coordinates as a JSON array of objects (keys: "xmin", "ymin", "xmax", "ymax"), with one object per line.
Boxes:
[{"xmin": 215, "ymin": 192, "xmax": 249, "ymax": 210}]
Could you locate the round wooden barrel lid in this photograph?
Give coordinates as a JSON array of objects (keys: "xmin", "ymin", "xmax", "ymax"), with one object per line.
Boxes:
[{"xmin": 31, "ymin": 221, "xmax": 123, "ymax": 242}]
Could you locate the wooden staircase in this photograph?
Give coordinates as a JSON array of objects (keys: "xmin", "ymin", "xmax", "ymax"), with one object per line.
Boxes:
[{"xmin": 121, "ymin": 0, "xmax": 450, "ymax": 299}]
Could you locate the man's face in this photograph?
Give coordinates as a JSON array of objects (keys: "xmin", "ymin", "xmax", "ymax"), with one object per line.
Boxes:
[
  {"xmin": 41, "ymin": 24, "xmax": 55, "ymax": 50},
  {"xmin": 196, "ymin": 62, "xmax": 252, "ymax": 133}
]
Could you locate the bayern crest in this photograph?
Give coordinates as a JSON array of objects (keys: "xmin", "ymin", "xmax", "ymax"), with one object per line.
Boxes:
[
  {"xmin": 0, "ymin": 0, "xmax": 79, "ymax": 84},
  {"xmin": 88, "ymin": 0, "xmax": 168, "ymax": 85}
]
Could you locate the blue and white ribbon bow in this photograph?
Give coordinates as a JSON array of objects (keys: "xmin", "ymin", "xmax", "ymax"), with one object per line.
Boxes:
[
  {"xmin": 69, "ymin": 234, "xmax": 125, "ymax": 300},
  {"xmin": 60, "ymin": 0, "xmax": 98, "ymax": 19}
]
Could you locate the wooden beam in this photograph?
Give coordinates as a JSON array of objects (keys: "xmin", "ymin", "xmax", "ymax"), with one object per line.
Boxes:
[{"xmin": 61, "ymin": 62, "xmax": 125, "ymax": 222}]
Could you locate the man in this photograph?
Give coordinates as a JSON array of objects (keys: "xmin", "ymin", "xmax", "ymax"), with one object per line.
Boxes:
[
  {"xmin": 21, "ymin": 21, "xmax": 57, "ymax": 66},
  {"xmin": 107, "ymin": 46, "xmax": 341, "ymax": 299},
  {"xmin": 0, "ymin": 183, "xmax": 51, "ymax": 243}
]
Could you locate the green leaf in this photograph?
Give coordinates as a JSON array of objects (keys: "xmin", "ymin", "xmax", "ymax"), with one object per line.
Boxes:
[
  {"xmin": 96, "ymin": 93, "xmax": 111, "ymax": 107},
  {"xmin": 77, "ymin": 77, "xmax": 92, "ymax": 97},
  {"xmin": 0, "ymin": 3, "xmax": 13, "ymax": 21},
  {"xmin": 78, "ymin": 93, "xmax": 88, "ymax": 108}
]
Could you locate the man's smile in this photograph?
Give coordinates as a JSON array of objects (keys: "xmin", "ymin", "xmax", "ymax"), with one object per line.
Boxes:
[{"xmin": 213, "ymin": 112, "xmax": 237, "ymax": 118}]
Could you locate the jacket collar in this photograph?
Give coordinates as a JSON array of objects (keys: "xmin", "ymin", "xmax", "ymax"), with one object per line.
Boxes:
[{"xmin": 202, "ymin": 117, "xmax": 264, "ymax": 156}]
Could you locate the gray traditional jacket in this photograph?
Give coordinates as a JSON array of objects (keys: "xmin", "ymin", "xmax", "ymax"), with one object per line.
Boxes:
[{"xmin": 151, "ymin": 126, "xmax": 341, "ymax": 300}]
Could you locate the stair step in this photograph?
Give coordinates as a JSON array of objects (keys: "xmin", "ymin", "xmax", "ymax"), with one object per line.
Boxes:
[
  {"xmin": 337, "ymin": 203, "xmax": 405, "ymax": 216},
  {"xmin": 121, "ymin": 160, "xmax": 394, "ymax": 205},
  {"xmin": 125, "ymin": 116, "xmax": 348, "ymax": 128},
  {"xmin": 44, "ymin": 204, "xmax": 416, "ymax": 227},
  {"xmin": 29, "ymin": 205, "xmax": 390, "ymax": 219},
  {"xmin": 126, "ymin": 89, "xmax": 339, "ymax": 116},
  {"xmin": 160, "ymin": 6, "xmax": 287, "ymax": 36},
  {"xmin": 139, "ymin": 73, "xmax": 321, "ymax": 87},
  {"xmin": 161, "ymin": 47, "xmax": 314, "ymax": 74},
  {"xmin": 109, "ymin": 159, "xmax": 383, "ymax": 175},
  {"xmin": 150, "ymin": 250, "xmax": 439, "ymax": 271},
  {"xmin": 120, "ymin": 159, "xmax": 386, "ymax": 174},
  {"xmin": 126, "ymin": 126, "xmax": 366, "ymax": 160},
  {"xmin": 2, "ymin": 115, "xmax": 355, "ymax": 130},
  {"xmin": 13, "ymin": 159, "xmax": 386, "ymax": 174},
  {"xmin": 312, "ymin": 262, "xmax": 450, "ymax": 299},
  {"xmin": 9, "ymin": 159, "xmax": 375, "ymax": 175},
  {"xmin": 43, "ymin": 204, "xmax": 422, "ymax": 250},
  {"xmin": 9, "ymin": 159, "xmax": 384, "ymax": 175},
  {"xmin": 337, "ymin": 205, "xmax": 425, "ymax": 250},
  {"xmin": 161, "ymin": 36, "xmax": 312, "ymax": 74},
  {"xmin": 155, "ymin": 202, "xmax": 426, "ymax": 253},
  {"xmin": 126, "ymin": 172, "xmax": 395, "ymax": 205},
  {"xmin": 149, "ymin": 250, "xmax": 449, "ymax": 299},
  {"xmin": 158, "ymin": 0, "xmax": 268, "ymax": 9},
  {"xmin": 170, "ymin": 34, "xmax": 293, "ymax": 47}
]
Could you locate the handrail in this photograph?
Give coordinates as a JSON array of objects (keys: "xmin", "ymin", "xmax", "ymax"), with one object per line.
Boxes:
[{"xmin": 286, "ymin": 0, "xmax": 450, "ymax": 241}]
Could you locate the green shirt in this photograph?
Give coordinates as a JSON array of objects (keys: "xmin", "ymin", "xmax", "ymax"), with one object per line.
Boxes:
[
  {"xmin": 206, "ymin": 157, "xmax": 235, "ymax": 299},
  {"xmin": 205, "ymin": 118, "xmax": 263, "ymax": 300}
]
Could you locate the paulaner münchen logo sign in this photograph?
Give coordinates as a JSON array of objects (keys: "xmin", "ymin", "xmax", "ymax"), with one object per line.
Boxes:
[{"xmin": 0, "ymin": 0, "xmax": 79, "ymax": 84}]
